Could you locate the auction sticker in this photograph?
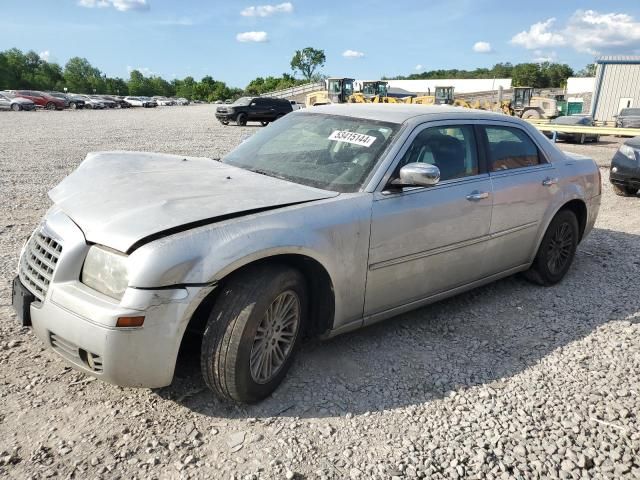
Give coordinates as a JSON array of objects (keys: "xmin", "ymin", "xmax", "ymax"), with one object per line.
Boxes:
[{"xmin": 328, "ymin": 130, "xmax": 377, "ymax": 147}]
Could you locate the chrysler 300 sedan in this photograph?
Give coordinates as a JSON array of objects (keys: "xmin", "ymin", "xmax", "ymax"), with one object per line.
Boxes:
[{"xmin": 12, "ymin": 105, "xmax": 601, "ymax": 403}]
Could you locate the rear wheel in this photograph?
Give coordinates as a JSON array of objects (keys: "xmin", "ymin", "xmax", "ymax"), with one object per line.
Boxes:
[
  {"xmin": 236, "ymin": 113, "xmax": 247, "ymax": 126},
  {"xmin": 522, "ymin": 109, "xmax": 542, "ymax": 119},
  {"xmin": 70, "ymin": 102, "xmax": 77, "ymax": 110},
  {"xmin": 612, "ymin": 184, "xmax": 638, "ymax": 197},
  {"xmin": 11, "ymin": 103, "xmax": 21, "ymax": 111},
  {"xmin": 200, "ymin": 265, "xmax": 307, "ymax": 403},
  {"xmin": 523, "ymin": 209, "xmax": 579, "ymax": 286}
]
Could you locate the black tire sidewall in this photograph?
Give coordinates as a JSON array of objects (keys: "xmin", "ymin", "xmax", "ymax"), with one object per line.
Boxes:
[
  {"xmin": 533, "ymin": 210, "xmax": 579, "ymax": 285},
  {"xmin": 201, "ymin": 265, "xmax": 308, "ymax": 403}
]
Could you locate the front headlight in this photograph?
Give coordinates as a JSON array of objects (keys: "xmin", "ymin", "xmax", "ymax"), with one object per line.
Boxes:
[
  {"xmin": 619, "ymin": 144, "xmax": 637, "ymax": 161},
  {"xmin": 81, "ymin": 245, "xmax": 129, "ymax": 300}
]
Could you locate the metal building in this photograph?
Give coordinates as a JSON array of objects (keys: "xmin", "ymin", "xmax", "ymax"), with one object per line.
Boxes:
[{"xmin": 591, "ymin": 56, "xmax": 640, "ymax": 122}]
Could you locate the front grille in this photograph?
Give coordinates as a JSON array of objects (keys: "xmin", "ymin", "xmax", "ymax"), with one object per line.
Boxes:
[
  {"xmin": 50, "ymin": 333, "xmax": 103, "ymax": 373},
  {"xmin": 18, "ymin": 232, "xmax": 63, "ymax": 302}
]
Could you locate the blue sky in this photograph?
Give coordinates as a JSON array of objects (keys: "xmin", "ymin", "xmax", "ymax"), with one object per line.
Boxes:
[{"xmin": 2, "ymin": 0, "xmax": 640, "ymax": 87}]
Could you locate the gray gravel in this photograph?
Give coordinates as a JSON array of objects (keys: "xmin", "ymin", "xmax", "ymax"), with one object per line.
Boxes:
[{"xmin": 1, "ymin": 106, "xmax": 639, "ymax": 479}]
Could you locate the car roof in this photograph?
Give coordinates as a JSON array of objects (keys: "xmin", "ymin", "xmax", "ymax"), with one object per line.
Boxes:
[{"xmin": 307, "ymin": 103, "xmax": 526, "ymax": 125}]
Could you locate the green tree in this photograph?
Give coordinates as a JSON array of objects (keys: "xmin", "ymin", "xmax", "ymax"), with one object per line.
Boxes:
[
  {"xmin": 64, "ymin": 57, "xmax": 103, "ymax": 93},
  {"xmin": 290, "ymin": 47, "xmax": 326, "ymax": 81},
  {"xmin": 577, "ymin": 63, "xmax": 596, "ymax": 77},
  {"xmin": 540, "ymin": 62, "xmax": 573, "ymax": 88},
  {"xmin": 127, "ymin": 70, "xmax": 148, "ymax": 95},
  {"xmin": 512, "ymin": 63, "xmax": 544, "ymax": 87}
]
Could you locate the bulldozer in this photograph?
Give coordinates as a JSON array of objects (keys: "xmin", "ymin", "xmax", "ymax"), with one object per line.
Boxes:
[
  {"xmin": 305, "ymin": 78, "xmax": 355, "ymax": 107},
  {"xmin": 510, "ymin": 87, "xmax": 559, "ymax": 119}
]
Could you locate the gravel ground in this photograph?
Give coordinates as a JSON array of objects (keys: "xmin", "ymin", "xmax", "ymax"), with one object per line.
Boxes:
[{"xmin": 1, "ymin": 106, "xmax": 639, "ymax": 480}]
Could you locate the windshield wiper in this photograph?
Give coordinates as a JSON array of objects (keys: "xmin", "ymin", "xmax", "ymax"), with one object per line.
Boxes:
[{"xmin": 247, "ymin": 168, "xmax": 288, "ymax": 181}]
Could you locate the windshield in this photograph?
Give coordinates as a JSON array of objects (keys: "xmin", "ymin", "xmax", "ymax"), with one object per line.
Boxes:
[
  {"xmin": 620, "ymin": 108, "xmax": 640, "ymax": 116},
  {"xmin": 233, "ymin": 97, "xmax": 252, "ymax": 106},
  {"xmin": 223, "ymin": 112, "xmax": 399, "ymax": 193}
]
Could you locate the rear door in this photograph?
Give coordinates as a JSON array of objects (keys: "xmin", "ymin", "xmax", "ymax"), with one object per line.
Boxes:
[{"xmin": 479, "ymin": 123, "xmax": 557, "ymax": 273}]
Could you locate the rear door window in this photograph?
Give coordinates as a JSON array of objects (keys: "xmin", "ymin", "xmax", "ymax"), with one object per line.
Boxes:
[{"xmin": 482, "ymin": 126, "xmax": 541, "ymax": 171}]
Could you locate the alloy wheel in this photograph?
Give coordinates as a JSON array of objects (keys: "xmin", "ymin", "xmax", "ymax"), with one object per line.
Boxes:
[
  {"xmin": 546, "ymin": 221, "xmax": 574, "ymax": 275},
  {"xmin": 249, "ymin": 290, "xmax": 300, "ymax": 384}
]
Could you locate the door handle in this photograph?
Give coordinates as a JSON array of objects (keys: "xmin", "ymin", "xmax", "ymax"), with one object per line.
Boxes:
[
  {"xmin": 542, "ymin": 177, "xmax": 558, "ymax": 186},
  {"xmin": 466, "ymin": 191, "xmax": 489, "ymax": 201}
]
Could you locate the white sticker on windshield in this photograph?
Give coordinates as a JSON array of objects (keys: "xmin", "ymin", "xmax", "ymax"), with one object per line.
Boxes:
[{"xmin": 328, "ymin": 130, "xmax": 377, "ymax": 147}]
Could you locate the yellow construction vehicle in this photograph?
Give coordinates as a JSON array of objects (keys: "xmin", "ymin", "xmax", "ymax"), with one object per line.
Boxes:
[
  {"xmin": 305, "ymin": 77, "xmax": 355, "ymax": 107},
  {"xmin": 511, "ymin": 87, "xmax": 559, "ymax": 119}
]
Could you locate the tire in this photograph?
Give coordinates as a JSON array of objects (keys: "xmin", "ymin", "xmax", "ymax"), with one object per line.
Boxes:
[
  {"xmin": 261, "ymin": 121, "xmax": 269, "ymax": 127},
  {"xmin": 70, "ymin": 102, "xmax": 77, "ymax": 110},
  {"xmin": 578, "ymin": 133, "xmax": 586, "ymax": 144},
  {"xmin": 522, "ymin": 109, "xmax": 542, "ymax": 119},
  {"xmin": 221, "ymin": 121, "xmax": 229, "ymax": 126},
  {"xmin": 200, "ymin": 265, "xmax": 307, "ymax": 403},
  {"xmin": 523, "ymin": 210, "xmax": 579, "ymax": 286},
  {"xmin": 85, "ymin": 103, "xmax": 93, "ymax": 110},
  {"xmin": 45, "ymin": 102, "xmax": 56, "ymax": 110},
  {"xmin": 593, "ymin": 135, "xmax": 600, "ymax": 143},
  {"xmin": 236, "ymin": 113, "xmax": 247, "ymax": 126},
  {"xmin": 11, "ymin": 103, "xmax": 21, "ymax": 111},
  {"xmin": 612, "ymin": 184, "xmax": 638, "ymax": 197}
]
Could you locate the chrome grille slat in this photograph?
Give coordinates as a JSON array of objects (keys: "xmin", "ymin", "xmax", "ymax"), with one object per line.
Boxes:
[{"xmin": 19, "ymin": 231, "xmax": 63, "ymax": 302}]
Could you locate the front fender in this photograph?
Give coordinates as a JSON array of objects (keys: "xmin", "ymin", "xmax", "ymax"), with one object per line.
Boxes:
[{"xmin": 127, "ymin": 194, "xmax": 373, "ymax": 329}]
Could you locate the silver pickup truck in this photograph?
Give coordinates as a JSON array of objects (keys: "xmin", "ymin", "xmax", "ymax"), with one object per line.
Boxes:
[{"xmin": 12, "ymin": 105, "xmax": 601, "ymax": 403}]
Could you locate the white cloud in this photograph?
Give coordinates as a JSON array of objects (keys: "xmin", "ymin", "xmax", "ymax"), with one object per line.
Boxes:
[
  {"xmin": 78, "ymin": 0, "xmax": 149, "ymax": 12},
  {"xmin": 532, "ymin": 50, "xmax": 559, "ymax": 63},
  {"xmin": 511, "ymin": 18, "xmax": 566, "ymax": 49},
  {"xmin": 512, "ymin": 10, "xmax": 640, "ymax": 55},
  {"xmin": 39, "ymin": 50, "xmax": 51, "ymax": 62},
  {"xmin": 241, "ymin": 2, "xmax": 293, "ymax": 17},
  {"xmin": 236, "ymin": 31, "xmax": 269, "ymax": 43},
  {"xmin": 415, "ymin": 64, "xmax": 424, "ymax": 71},
  {"xmin": 472, "ymin": 41, "xmax": 493, "ymax": 53},
  {"xmin": 343, "ymin": 49, "xmax": 365, "ymax": 59},
  {"xmin": 565, "ymin": 10, "xmax": 640, "ymax": 55}
]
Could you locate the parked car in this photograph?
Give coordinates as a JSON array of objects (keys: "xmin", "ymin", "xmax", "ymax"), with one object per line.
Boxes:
[
  {"xmin": 615, "ymin": 108, "xmax": 640, "ymax": 129},
  {"xmin": 90, "ymin": 95, "xmax": 116, "ymax": 109},
  {"xmin": 215, "ymin": 96, "xmax": 293, "ymax": 126},
  {"xmin": 544, "ymin": 115, "xmax": 599, "ymax": 144},
  {"xmin": 124, "ymin": 96, "xmax": 154, "ymax": 107},
  {"xmin": 76, "ymin": 95, "xmax": 105, "ymax": 109},
  {"xmin": 12, "ymin": 105, "xmax": 601, "ymax": 404},
  {"xmin": 139, "ymin": 96, "xmax": 157, "ymax": 108},
  {"xmin": 47, "ymin": 92, "xmax": 86, "ymax": 110},
  {"xmin": 14, "ymin": 90, "xmax": 65, "ymax": 110},
  {"xmin": 0, "ymin": 92, "xmax": 36, "ymax": 111},
  {"xmin": 100, "ymin": 95, "xmax": 130, "ymax": 108},
  {"xmin": 153, "ymin": 96, "xmax": 175, "ymax": 106},
  {"xmin": 175, "ymin": 97, "xmax": 190, "ymax": 106},
  {"xmin": 610, "ymin": 136, "xmax": 640, "ymax": 196}
]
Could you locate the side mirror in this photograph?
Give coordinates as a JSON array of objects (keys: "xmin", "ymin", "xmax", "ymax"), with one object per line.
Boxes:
[{"xmin": 397, "ymin": 162, "xmax": 440, "ymax": 187}]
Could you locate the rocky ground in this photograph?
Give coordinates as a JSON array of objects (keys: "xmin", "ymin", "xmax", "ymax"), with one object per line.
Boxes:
[{"xmin": 0, "ymin": 106, "xmax": 638, "ymax": 479}]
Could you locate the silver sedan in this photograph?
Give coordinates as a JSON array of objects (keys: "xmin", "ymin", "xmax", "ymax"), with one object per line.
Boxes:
[{"xmin": 13, "ymin": 105, "xmax": 601, "ymax": 403}]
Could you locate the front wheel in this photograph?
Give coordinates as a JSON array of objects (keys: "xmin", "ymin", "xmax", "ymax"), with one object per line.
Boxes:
[
  {"xmin": 45, "ymin": 102, "xmax": 56, "ymax": 110},
  {"xmin": 200, "ymin": 265, "xmax": 307, "ymax": 403},
  {"xmin": 11, "ymin": 103, "xmax": 21, "ymax": 111},
  {"xmin": 236, "ymin": 113, "xmax": 247, "ymax": 126},
  {"xmin": 523, "ymin": 210, "xmax": 579, "ymax": 286}
]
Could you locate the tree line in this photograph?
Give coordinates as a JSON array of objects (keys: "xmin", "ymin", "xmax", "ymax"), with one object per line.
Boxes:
[{"xmin": 386, "ymin": 62, "xmax": 595, "ymax": 88}]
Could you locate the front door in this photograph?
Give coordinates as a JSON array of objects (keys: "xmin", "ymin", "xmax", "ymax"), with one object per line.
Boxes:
[{"xmin": 365, "ymin": 123, "xmax": 493, "ymax": 318}]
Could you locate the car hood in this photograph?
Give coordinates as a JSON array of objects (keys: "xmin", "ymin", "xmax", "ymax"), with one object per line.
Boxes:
[{"xmin": 49, "ymin": 151, "xmax": 339, "ymax": 252}]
